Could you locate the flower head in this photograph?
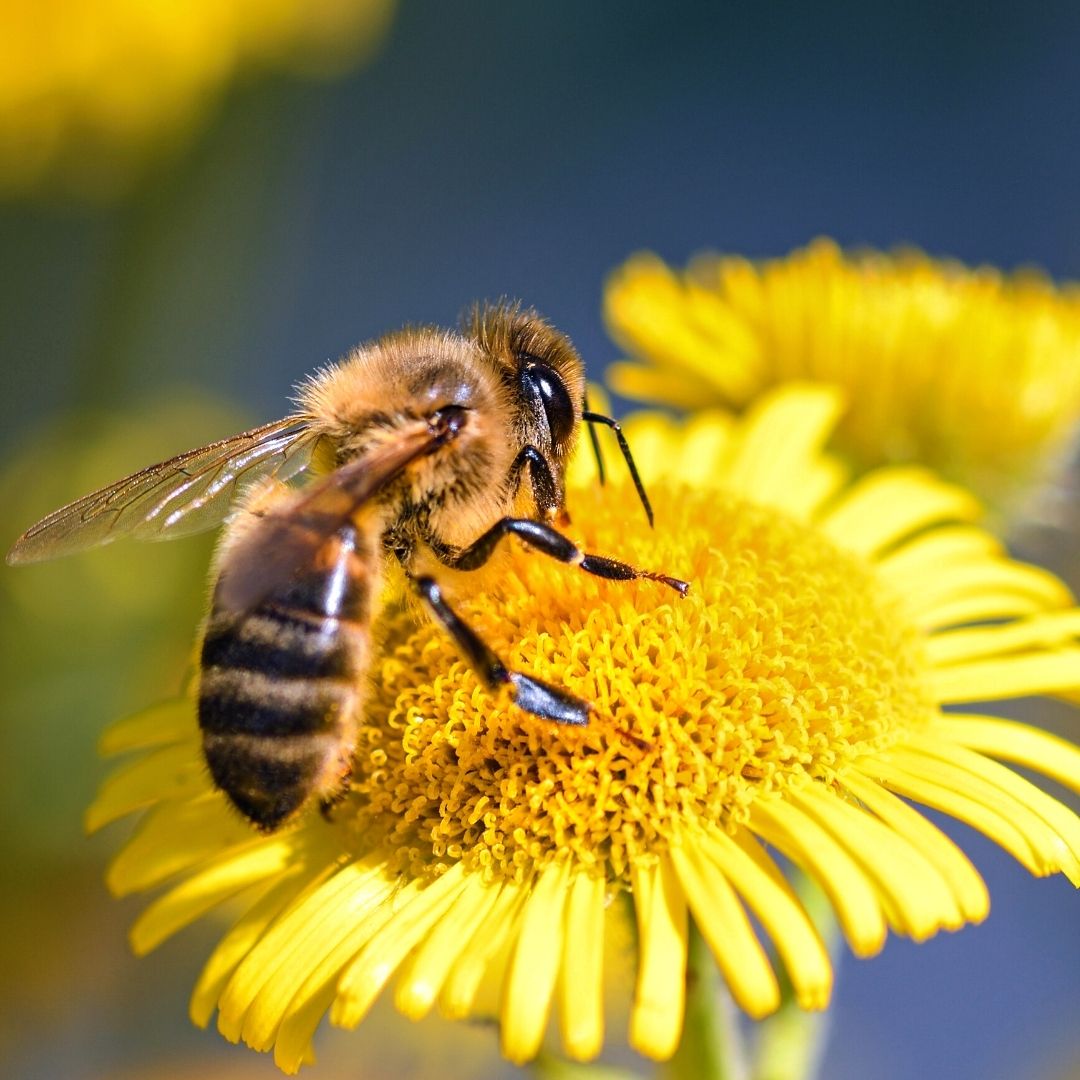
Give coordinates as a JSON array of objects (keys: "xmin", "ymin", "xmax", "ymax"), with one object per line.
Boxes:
[
  {"xmin": 605, "ymin": 240, "xmax": 1080, "ymax": 517},
  {"xmin": 89, "ymin": 385, "xmax": 1080, "ymax": 1071}
]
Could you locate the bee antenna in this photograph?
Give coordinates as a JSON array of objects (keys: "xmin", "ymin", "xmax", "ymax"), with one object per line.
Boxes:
[
  {"xmin": 582, "ymin": 411, "xmax": 654, "ymax": 528},
  {"xmin": 583, "ymin": 391, "xmax": 606, "ymax": 487}
]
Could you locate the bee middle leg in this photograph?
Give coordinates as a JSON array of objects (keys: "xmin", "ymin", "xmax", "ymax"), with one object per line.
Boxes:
[
  {"xmin": 437, "ymin": 518, "xmax": 689, "ymax": 595},
  {"xmin": 411, "ymin": 575, "xmax": 591, "ymax": 726}
]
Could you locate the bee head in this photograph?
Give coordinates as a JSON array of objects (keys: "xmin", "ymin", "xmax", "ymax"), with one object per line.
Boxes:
[{"xmin": 463, "ymin": 301, "xmax": 586, "ymax": 467}]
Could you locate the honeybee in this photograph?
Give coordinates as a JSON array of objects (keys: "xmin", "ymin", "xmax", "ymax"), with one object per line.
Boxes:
[{"xmin": 8, "ymin": 304, "xmax": 687, "ymax": 831}]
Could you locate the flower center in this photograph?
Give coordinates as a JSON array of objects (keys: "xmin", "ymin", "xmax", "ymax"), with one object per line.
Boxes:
[{"xmin": 342, "ymin": 485, "xmax": 932, "ymax": 883}]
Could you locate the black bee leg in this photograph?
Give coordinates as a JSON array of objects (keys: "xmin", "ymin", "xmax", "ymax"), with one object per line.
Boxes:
[
  {"xmin": 441, "ymin": 518, "xmax": 689, "ymax": 596},
  {"xmin": 507, "ymin": 445, "xmax": 561, "ymax": 520},
  {"xmin": 412, "ymin": 575, "xmax": 591, "ymax": 726}
]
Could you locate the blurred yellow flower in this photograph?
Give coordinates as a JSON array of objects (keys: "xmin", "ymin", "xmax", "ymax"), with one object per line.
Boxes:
[
  {"xmin": 605, "ymin": 239, "xmax": 1080, "ymax": 518},
  {"xmin": 0, "ymin": 0, "xmax": 396, "ymax": 199},
  {"xmin": 89, "ymin": 386, "xmax": 1080, "ymax": 1071}
]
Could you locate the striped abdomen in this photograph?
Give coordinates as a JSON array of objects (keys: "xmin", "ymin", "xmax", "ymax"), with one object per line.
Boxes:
[{"xmin": 199, "ymin": 524, "xmax": 377, "ymax": 831}]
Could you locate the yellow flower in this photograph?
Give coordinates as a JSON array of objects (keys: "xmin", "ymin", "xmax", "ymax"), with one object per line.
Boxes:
[
  {"xmin": 605, "ymin": 239, "xmax": 1080, "ymax": 517},
  {"xmin": 0, "ymin": 0, "xmax": 396, "ymax": 199},
  {"xmin": 88, "ymin": 385, "xmax": 1080, "ymax": 1072}
]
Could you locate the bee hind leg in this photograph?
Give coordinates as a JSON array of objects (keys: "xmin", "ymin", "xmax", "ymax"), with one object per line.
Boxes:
[{"xmin": 411, "ymin": 575, "xmax": 591, "ymax": 727}]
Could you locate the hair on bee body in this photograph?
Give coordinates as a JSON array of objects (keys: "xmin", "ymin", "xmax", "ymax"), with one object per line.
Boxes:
[{"xmin": 8, "ymin": 303, "xmax": 687, "ymax": 832}]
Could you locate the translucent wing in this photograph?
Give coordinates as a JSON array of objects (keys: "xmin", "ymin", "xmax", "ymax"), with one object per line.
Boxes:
[
  {"xmin": 217, "ymin": 418, "xmax": 449, "ymax": 615},
  {"xmin": 7, "ymin": 416, "xmax": 324, "ymax": 565}
]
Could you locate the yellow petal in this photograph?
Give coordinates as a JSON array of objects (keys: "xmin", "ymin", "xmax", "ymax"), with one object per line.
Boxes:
[
  {"xmin": 628, "ymin": 855, "xmax": 688, "ymax": 1060},
  {"xmin": 902, "ymin": 737, "xmax": 1080, "ymax": 883},
  {"xmin": 931, "ymin": 648, "xmax": 1080, "ymax": 703},
  {"xmin": 820, "ymin": 468, "xmax": 981, "ymax": 558},
  {"xmin": 394, "ymin": 874, "xmax": 501, "ymax": 1020},
  {"xmin": 500, "ymin": 859, "xmax": 572, "ymax": 1064},
  {"xmin": 439, "ymin": 878, "xmax": 527, "ymax": 1020},
  {"xmin": 190, "ymin": 863, "xmax": 336, "ymax": 1029},
  {"xmin": 669, "ymin": 839, "xmax": 781, "ymax": 1018},
  {"xmin": 839, "ymin": 769, "xmax": 988, "ymax": 922},
  {"xmin": 750, "ymin": 796, "xmax": 887, "ymax": 957},
  {"xmin": 130, "ymin": 834, "xmax": 305, "ymax": 955},
  {"xmin": 786, "ymin": 785, "xmax": 963, "ymax": 939},
  {"xmin": 876, "ymin": 526, "xmax": 1002, "ymax": 586},
  {"xmin": 725, "ymin": 384, "xmax": 846, "ymax": 512},
  {"xmin": 98, "ymin": 698, "xmax": 195, "ymax": 756},
  {"xmin": 86, "ymin": 742, "xmax": 203, "ymax": 833},
  {"xmin": 931, "ymin": 714, "xmax": 1080, "ymax": 796},
  {"xmin": 699, "ymin": 826, "xmax": 832, "ymax": 1009},
  {"xmin": 332, "ymin": 863, "xmax": 469, "ymax": 1030},
  {"xmin": 272, "ymin": 876, "xmax": 417, "ymax": 1073},
  {"xmin": 925, "ymin": 611, "xmax": 1080, "ymax": 667},
  {"xmin": 106, "ymin": 795, "xmax": 253, "ymax": 896},
  {"xmin": 217, "ymin": 852, "xmax": 396, "ymax": 1044},
  {"xmin": 905, "ymin": 561, "xmax": 1073, "ymax": 628},
  {"xmin": 857, "ymin": 754, "xmax": 1047, "ymax": 877},
  {"xmin": 557, "ymin": 868, "xmax": 607, "ymax": 1061}
]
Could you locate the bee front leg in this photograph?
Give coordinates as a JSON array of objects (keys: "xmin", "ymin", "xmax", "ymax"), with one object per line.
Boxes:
[
  {"xmin": 438, "ymin": 518, "xmax": 690, "ymax": 596},
  {"xmin": 411, "ymin": 575, "xmax": 591, "ymax": 726}
]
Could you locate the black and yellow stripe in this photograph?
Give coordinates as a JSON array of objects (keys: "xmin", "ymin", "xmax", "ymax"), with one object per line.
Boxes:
[{"xmin": 198, "ymin": 525, "xmax": 375, "ymax": 831}]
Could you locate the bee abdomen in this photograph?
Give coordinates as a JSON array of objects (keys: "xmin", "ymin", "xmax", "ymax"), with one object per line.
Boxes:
[
  {"xmin": 201, "ymin": 730, "xmax": 354, "ymax": 832},
  {"xmin": 198, "ymin": 607, "xmax": 370, "ymax": 831}
]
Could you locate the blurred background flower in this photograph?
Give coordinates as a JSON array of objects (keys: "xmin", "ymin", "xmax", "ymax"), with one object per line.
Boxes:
[
  {"xmin": 604, "ymin": 240, "xmax": 1080, "ymax": 523},
  {"xmin": 0, "ymin": 0, "xmax": 396, "ymax": 200},
  {"xmin": 2, "ymin": 4, "xmax": 1079, "ymax": 1079}
]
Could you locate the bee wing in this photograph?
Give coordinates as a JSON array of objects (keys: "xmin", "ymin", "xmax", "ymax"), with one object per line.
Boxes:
[
  {"xmin": 216, "ymin": 420, "xmax": 443, "ymax": 616},
  {"xmin": 7, "ymin": 416, "xmax": 324, "ymax": 565}
]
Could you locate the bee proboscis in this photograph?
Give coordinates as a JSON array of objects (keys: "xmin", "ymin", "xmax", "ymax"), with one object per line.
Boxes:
[{"xmin": 9, "ymin": 304, "xmax": 687, "ymax": 831}]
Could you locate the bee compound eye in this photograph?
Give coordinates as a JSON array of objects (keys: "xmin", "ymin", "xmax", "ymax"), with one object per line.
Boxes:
[{"xmin": 524, "ymin": 362, "xmax": 576, "ymax": 447}]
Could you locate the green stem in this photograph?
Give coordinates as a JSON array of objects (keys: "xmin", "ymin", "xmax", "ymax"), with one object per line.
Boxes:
[
  {"xmin": 662, "ymin": 919, "xmax": 747, "ymax": 1080},
  {"xmin": 531, "ymin": 1048, "xmax": 641, "ymax": 1080},
  {"xmin": 751, "ymin": 872, "xmax": 840, "ymax": 1080}
]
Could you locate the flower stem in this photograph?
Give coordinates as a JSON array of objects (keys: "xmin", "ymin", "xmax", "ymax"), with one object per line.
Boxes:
[
  {"xmin": 662, "ymin": 918, "xmax": 747, "ymax": 1080},
  {"xmin": 531, "ymin": 1049, "xmax": 641, "ymax": 1080}
]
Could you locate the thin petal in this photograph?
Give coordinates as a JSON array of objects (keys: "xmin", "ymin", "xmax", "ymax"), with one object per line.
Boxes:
[
  {"xmin": 669, "ymin": 839, "xmax": 781, "ymax": 1018},
  {"xmin": 857, "ymin": 755, "xmax": 1050, "ymax": 877},
  {"xmin": 273, "ymin": 876, "xmax": 420, "ymax": 1074},
  {"xmin": 332, "ymin": 863, "xmax": 469, "ymax": 1030},
  {"xmin": 786, "ymin": 786, "xmax": 963, "ymax": 939},
  {"xmin": 839, "ymin": 769, "xmax": 988, "ymax": 922},
  {"xmin": 699, "ymin": 826, "xmax": 832, "ymax": 1009},
  {"xmin": 98, "ymin": 699, "xmax": 194, "ymax": 756},
  {"xmin": 905, "ymin": 562, "xmax": 1073, "ymax": 628},
  {"xmin": 913, "ymin": 592, "xmax": 1047, "ymax": 633},
  {"xmin": 629, "ymin": 855, "xmax": 688, "ymax": 1060},
  {"xmin": 394, "ymin": 874, "xmax": 502, "ymax": 1020},
  {"xmin": 876, "ymin": 526, "xmax": 1003, "ymax": 586},
  {"xmin": 725, "ymin": 384, "xmax": 846, "ymax": 511},
  {"xmin": 190, "ymin": 863, "xmax": 337, "ymax": 1029},
  {"xmin": 217, "ymin": 852, "xmax": 396, "ymax": 1044},
  {"xmin": 439, "ymin": 878, "xmax": 528, "ymax": 1020},
  {"xmin": 86, "ymin": 742, "xmax": 204, "ymax": 833},
  {"xmin": 557, "ymin": 868, "xmax": 607, "ymax": 1061},
  {"xmin": 903, "ymin": 737, "xmax": 1080, "ymax": 883},
  {"xmin": 819, "ymin": 468, "xmax": 981, "ymax": 558},
  {"xmin": 501, "ymin": 859, "xmax": 572, "ymax": 1064},
  {"xmin": 925, "ymin": 611, "xmax": 1080, "ymax": 667},
  {"xmin": 931, "ymin": 714, "xmax": 1080, "ymax": 796},
  {"xmin": 130, "ymin": 834, "xmax": 307, "ymax": 955},
  {"xmin": 749, "ymin": 796, "xmax": 887, "ymax": 956},
  {"xmin": 931, "ymin": 648, "xmax": 1080, "ymax": 703},
  {"xmin": 106, "ymin": 795, "xmax": 253, "ymax": 896}
]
